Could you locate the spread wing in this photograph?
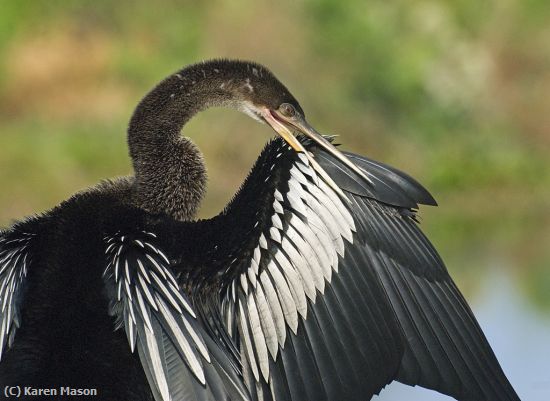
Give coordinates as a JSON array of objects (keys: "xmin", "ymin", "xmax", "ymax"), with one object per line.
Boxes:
[
  {"xmin": 184, "ymin": 137, "xmax": 519, "ymax": 401},
  {"xmin": 102, "ymin": 230, "xmax": 250, "ymax": 401},
  {"xmin": 0, "ymin": 229, "xmax": 35, "ymax": 361}
]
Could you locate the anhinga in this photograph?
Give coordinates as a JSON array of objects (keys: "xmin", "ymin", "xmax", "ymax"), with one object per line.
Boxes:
[{"xmin": 0, "ymin": 60, "xmax": 519, "ymax": 401}]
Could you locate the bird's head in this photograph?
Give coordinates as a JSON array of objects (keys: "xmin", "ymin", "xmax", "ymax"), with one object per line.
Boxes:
[{"xmin": 207, "ymin": 59, "xmax": 373, "ymax": 186}]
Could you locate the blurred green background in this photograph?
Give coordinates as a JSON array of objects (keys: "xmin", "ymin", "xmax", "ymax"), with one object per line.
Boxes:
[{"xmin": 0, "ymin": 1, "xmax": 549, "ymax": 398}]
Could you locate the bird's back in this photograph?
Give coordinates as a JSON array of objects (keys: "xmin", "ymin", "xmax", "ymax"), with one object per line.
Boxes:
[{"xmin": 0, "ymin": 180, "xmax": 155, "ymax": 400}]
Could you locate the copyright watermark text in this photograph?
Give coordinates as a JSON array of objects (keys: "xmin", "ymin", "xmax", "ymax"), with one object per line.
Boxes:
[{"xmin": 3, "ymin": 386, "xmax": 98, "ymax": 398}]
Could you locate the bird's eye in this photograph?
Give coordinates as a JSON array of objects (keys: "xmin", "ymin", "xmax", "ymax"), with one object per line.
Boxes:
[{"xmin": 279, "ymin": 103, "xmax": 296, "ymax": 118}]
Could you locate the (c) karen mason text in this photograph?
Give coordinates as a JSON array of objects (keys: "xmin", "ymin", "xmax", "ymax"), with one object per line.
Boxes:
[{"xmin": 4, "ymin": 386, "xmax": 98, "ymax": 398}]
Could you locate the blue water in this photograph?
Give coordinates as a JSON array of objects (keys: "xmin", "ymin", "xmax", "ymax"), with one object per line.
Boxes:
[{"xmin": 374, "ymin": 270, "xmax": 550, "ymax": 401}]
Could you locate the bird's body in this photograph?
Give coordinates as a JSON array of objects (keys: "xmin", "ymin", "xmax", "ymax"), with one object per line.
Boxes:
[
  {"xmin": 0, "ymin": 179, "xmax": 152, "ymax": 400},
  {"xmin": 0, "ymin": 60, "xmax": 519, "ymax": 401}
]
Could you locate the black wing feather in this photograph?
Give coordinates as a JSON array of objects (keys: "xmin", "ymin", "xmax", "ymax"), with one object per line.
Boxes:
[
  {"xmin": 328, "ymin": 149, "xmax": 519, "ymax": 400},
  {"xmin": 344, "ymin": 151, "xmax": 437, "ymax": 206}
]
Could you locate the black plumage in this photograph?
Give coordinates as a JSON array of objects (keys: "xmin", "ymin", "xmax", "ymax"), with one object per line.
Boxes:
[{"xmin": 0, "ymin": 59, "xmax": 519, "ymax": 401}]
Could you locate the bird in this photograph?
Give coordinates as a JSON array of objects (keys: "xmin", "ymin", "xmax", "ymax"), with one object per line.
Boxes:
[{"xmin": 0, "ymin": 59, "xmax": 519, "ymax": 401}]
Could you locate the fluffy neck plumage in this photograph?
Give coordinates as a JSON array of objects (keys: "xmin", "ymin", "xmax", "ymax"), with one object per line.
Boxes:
[{"xmin": 127, "ymin": 64, "xmax": 234, "ymax": 221}]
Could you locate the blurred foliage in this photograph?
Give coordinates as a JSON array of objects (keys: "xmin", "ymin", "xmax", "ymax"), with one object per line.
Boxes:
[{"xmin": 0, "ymin": 0, "xmax": 549, "ymax": 309}]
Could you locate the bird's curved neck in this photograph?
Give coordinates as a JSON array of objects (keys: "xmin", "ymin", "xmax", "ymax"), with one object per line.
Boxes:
[{"xmin": 128, "ymin": 67, "xmax": 233, "ymax": 221}]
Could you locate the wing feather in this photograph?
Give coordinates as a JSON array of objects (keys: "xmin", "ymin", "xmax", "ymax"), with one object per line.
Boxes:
[
  {"xmin": 259, "ymin": 271, "xmax": 286, "ymax": 348},
  {"xmin": 103, "ymin": 232, "xmax": 249, "ymax": 401},
  {"xmin": 199, "ymin": 142, "xmax": 404, "ymax": 401},
  {"xmin": 0, "ymin": 230, "xmax": 34, "ymax": 361}
]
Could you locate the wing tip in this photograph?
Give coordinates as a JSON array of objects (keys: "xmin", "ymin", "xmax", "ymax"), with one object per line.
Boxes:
[
  {"xmin": 343, "ymin": 151, "xmax": 439, "ymax": 208},
  {"xmin": 416, "ymin": 189, "xmax": 438, "ymax": 207}
]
